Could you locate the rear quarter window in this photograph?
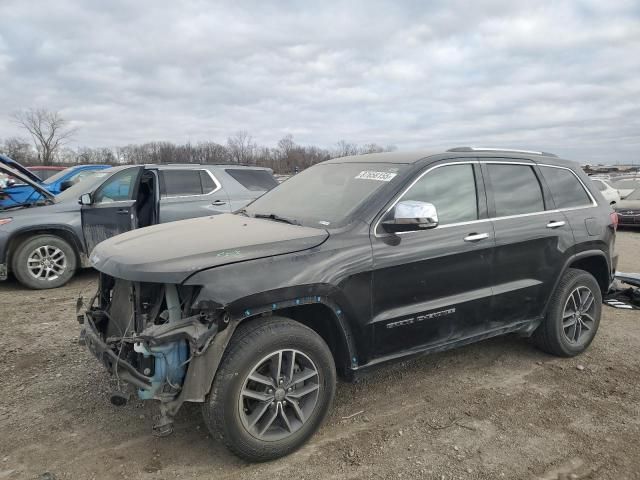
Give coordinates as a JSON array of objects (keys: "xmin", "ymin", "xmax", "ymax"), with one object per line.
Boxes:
[
  {"xmin": 226, "ymin": 169, "xmax": 278, "ymax": 191},
  {"xmin": 539, "ymin": 166, "xmax": 593, "ymax": 208}
]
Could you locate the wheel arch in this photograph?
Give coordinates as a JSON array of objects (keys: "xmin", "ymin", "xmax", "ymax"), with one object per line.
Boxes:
[
  {"xmin": 543, "ymin": 250, "xmax": 611, "ymax": 317},
  {"xmin": 567, "ymin": 251, "xmax": 611, "ymax": 294},
  {"xmin": 6, "ymin": 226, "xmax": 85, "ymax": 273},
  {"xmin": 237, "ymin": 299, "xmax": 358, "ymax": 378}
]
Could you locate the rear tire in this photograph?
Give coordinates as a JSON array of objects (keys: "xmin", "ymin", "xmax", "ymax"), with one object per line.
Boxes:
[
  {"xmin": 12, "ymin": 234, "xmax": 77, "ymax": 289},
  {"xmin": 533, "ymin": 268, "xmax": 602, "ymax": 357},
  {"xmin": 203, "ymin": 316, "xmax": 336, "ymax": 462}
]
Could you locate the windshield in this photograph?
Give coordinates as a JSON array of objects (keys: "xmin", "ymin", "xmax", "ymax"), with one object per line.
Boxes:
[
  {"xmin": 43, "ymin": 167, "xmax": 75, "ymax": 184},
  {"xmin": 55, "ymin": 170, "xmax": 113, "ymax": 203},
  {"xmin": 244, "ymin": 162, "xmax": 407, "ymax": 227}
]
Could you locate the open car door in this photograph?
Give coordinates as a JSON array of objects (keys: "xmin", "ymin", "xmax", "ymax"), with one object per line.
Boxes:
[{"xmin": 81, "ymin": 166, "xmax": 143, "ymax": 254}]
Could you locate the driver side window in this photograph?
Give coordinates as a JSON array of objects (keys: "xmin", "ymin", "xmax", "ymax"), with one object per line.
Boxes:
[
  {"xmin": 396, "ymin": 164, "xmax": 479, "ymax": 225},
  {"xmin": 94, "ymin": 169, "xmax": 138, "ymax": 204}
]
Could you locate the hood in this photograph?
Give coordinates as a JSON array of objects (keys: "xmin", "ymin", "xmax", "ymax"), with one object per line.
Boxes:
[
  {"xmin": 0, "ymin": 162, "xmax": 55, "ymax": 202},
  {"xmin": 90, "ymin": 213, "xmax": 329, "ymax": 284},
  {"xmin": 0, "ymin": 154, "xmax": 43, "ymax": 183}
]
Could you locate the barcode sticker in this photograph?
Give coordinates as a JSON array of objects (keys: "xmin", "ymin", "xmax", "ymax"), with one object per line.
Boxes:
[{"xmin": 355, "ymin": 171, "xmax": 397, "ymax": 182}]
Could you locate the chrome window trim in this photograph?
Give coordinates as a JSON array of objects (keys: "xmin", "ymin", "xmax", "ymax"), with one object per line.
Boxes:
[
  {"xmin": 373, "ymin": 160, "xmax": 598, "ymax": 238},
  {"xmin": 373, "ymin": 161, "xmax": 479, "ymax": 238},
  {"xmin": 160, "ymin": 168, "xmax": 221, "ymax": 199},
  {"xmin": 537, "ymin": 163, "xmax": 598, "ymax": 208}
]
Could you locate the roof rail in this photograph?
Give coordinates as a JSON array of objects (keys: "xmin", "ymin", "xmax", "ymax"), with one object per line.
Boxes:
[
  {"xmin": 447, "ymin": 147, "xmax": 557, "ymax": 157},
  {"xmin": 164, "ymin": 162, "xmax": 256, "ymax": 167}
]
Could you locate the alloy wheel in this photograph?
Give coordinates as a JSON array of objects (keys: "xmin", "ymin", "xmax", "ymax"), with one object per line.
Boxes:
[
  {"xmin": 27, "ymin": 245, "xmax": 67, "ymax": 281},
  {"xmin": 562, "ymin": 286, "xmax": 596, "ymax": 344},
  {"xmin": 238, "ymin": 349, "xmax": 320, "ymax": 441}
]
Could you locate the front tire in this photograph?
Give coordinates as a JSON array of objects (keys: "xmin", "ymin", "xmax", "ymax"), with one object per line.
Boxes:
[
  {"xmin": 533, "ymin": 268, "xmax": 602, "ymax": 357},
  {"xmin": 12, "ymin": 234, "xmax": 77, "ymax": 289},
  {"xmin": 203, "ymin": 317, "xmax": 336, "ymax": 462}
]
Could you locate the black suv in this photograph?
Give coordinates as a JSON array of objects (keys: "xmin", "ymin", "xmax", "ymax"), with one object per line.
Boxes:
[{"xmin": 80, "ymin": 148, "xmax": 617, "ymax": 461}]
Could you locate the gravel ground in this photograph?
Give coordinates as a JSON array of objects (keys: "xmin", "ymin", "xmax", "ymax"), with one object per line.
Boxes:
[{"xmin": 1, "ymin": 231, "xmax": 639, "ymax": 480}]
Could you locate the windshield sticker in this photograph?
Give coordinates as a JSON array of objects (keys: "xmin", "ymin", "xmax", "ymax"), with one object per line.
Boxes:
[{"xmin": 355, "ymin": 171, "xmax": 397, "ymax": 182}]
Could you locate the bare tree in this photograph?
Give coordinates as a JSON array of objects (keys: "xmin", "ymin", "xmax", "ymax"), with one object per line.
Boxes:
[
  {"xmin": 11, "ymin": 108, "xmax": 78, "ymax": 165},
  {"xmin": 1, "ymin": 136, "xmax": 36, "ymax": 164},
  {"xmin": 227, "ymin": 130, "xmax": 256, "ymax": 164},
  {"xmin": 333, "ymin": 140, "xmax": 359, "ymax": 158}
]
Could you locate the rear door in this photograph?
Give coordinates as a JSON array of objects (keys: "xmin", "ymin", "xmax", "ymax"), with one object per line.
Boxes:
[
  {"xmin": 81, "ymin": 167, "xmax": 143, "ymax": 254},
  {"xmin": 370, "ymin": 161, "xmax": 495, "ymax": 357},
  {"xmin": 158, "ymin": 168, "xmax": 231, "ymax": 223},
  {"xmin": 538, "ymin": 165, "xmax": 600, "ymax": 246},
  {"xmin": 483, "ymin": 161, "xmax": 574, "ymax": 324}
]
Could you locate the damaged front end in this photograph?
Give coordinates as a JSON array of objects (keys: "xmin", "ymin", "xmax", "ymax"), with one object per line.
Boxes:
[{"xmin": 79, "ymin": 274, "xmax": 227, "ymax": 435}]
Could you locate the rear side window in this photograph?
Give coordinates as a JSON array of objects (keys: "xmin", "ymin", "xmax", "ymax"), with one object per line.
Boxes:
[
  {"xmin": 226, "ymin": 169, "xmax": 278, "ymax": 191},
  {"xmin": 487, "ymin": 164, "xmax": 544, "ymax": 217},
  {"xmin": 539, "ymin": 166, "xmax": 592, "ymax": 208},
  {"xmin": 160, "ymin": 170, "xmax": 218, "ymax": 197},
  {"xmin": 398, "ymin": 164, "xmax": 478, "ymax": 225}
]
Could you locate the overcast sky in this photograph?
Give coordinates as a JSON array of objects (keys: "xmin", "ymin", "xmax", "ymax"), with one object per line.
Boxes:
[{"xmin": 0, "ymin": 0, "xmax": 639, "ymax": 163}]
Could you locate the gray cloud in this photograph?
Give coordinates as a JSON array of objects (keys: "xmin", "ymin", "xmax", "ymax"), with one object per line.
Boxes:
[{"xmin": 0, "ymin": 0, "xmax": 639, "ymax": 162}]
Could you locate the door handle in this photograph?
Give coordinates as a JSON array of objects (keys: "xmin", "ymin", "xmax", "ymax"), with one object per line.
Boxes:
[
  {"xmin": 546, "ymin": 220, "xmax": 566, "ymax": 228},
  {"xmin": 464, "ymin": 232, "xmax": 489, "ymax": 242},
  {"xmin": 211, "ymin": 200, "xmax": 226, "ymax": 206},
  {"xmin": 116, "ymin": 208, "xmax": 129, "ymax": 214}
]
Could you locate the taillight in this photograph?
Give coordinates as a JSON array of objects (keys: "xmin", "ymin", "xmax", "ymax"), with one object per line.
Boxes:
[{"xmin": 610, "ymin": 211, "xmax": 619, "ymax": 230}]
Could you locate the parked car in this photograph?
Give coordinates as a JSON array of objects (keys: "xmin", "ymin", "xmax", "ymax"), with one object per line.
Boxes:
[
  {"xmin": 614, "ymin": 187, "xmax": 640, "ymax": 227},
  {"xmin": 590, "ymin": 178, "xmax": 621, "ymax": 205},
  {"xmin": 0, "ymin": 155, "xmax": 110, "ymax": 208},
  {"xmin": 27, "ymin": 165, "xmax": 66, "ymax": 181},
  {"xmin": 609, "ymin": 177, "xmax": 640, "ymax": 199},
  {"xmin": 80, "ymin": 147, "xmax": 617, "ymax": 461},
  {"xmin": 0, "ymin": 162, "xmax": 277, "ymax": 289}
]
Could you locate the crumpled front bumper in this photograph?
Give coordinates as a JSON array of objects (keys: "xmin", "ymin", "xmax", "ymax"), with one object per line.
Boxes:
[{"xmin": 82, "ymin": 313, "xmax": 152, "ymax": 391}]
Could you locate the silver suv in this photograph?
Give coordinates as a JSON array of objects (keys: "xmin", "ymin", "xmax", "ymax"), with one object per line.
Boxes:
[{"xmin": 0, "ymin": 163, "xmax": 278, "ymax": 289}]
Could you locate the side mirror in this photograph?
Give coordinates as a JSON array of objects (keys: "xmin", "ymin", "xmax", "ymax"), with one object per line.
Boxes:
[
  {"xmin": 79, "ymin": 193, "xmax": 92, "ymax": 205},
  {"xmin": 60, "ymin": 180, "xmax": 74, "ymax": 191},
  {"xmin": 381, "ymin": 200, "xmax": 439, "ymax": 233},
  {"xmin": 6, "ymin": 179, "xmax": 16, "ymax": 187}
]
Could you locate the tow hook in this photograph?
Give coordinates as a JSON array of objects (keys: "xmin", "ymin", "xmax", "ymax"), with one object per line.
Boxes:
[{"xmin": 110, "ymin": 390, "xmax": 130, "ymax": 407}]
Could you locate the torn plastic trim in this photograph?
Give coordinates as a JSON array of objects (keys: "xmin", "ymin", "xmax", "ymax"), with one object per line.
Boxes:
[{"xmin": 615, "ymin": 271, "xmax": 640, "ymax": 288}]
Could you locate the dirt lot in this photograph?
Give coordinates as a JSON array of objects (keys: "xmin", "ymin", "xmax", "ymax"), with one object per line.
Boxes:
[{"xmin": 1, "ymin": 232, "xmax": 639, "ymax": 480}]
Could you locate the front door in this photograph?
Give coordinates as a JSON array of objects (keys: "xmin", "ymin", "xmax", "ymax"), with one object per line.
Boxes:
[
  {"xmin": 481, "ymin": 161, "xmax": 574, "ymax": 324},
  {"xmin": 370, "ymin": 161, "xmax": 495, "ymax": 357},
  {"xmin": 81, "ymin": 167, "xmax": 143, "ymax": 254}
]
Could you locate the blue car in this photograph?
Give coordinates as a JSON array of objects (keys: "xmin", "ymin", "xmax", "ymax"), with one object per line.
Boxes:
[{"xmin": 0, "ymin": 154, "xmax": 109, "ymax": 208}]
